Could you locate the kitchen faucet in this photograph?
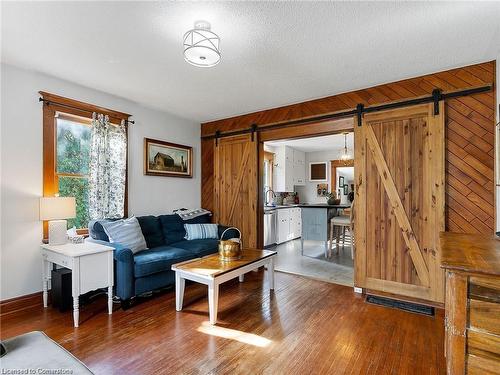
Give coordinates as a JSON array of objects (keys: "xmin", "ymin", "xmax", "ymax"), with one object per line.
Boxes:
[{"xmin": 265, "ymin": 188, "xmax": 276, "ymax": 206}]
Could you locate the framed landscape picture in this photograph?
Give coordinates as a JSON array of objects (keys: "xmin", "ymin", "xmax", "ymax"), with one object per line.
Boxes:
[{"xmin": 144, "ymin": 138, "xmax": 192, "ymax": 178}]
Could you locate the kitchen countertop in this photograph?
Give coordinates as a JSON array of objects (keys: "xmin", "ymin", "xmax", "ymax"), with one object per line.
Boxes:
[{"xmin": 264, "ymin": 203, "xmax": 350, "ymax": 211}]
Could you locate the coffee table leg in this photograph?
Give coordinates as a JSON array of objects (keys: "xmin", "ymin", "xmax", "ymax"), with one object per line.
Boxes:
[
  {"xmin": 175, "ymin": 272, "xmax": 185, "ymax": 311},
  {"xmin": 239, "ymin": 274, "xmax": 244, "ymax": 282},
  {"xmin": 268, "ymin": 257, "xmax": 275, "ymax": 291},
  {"xmin": 208, "ymin": 281, "xmax": 219, "ymax": 325}
]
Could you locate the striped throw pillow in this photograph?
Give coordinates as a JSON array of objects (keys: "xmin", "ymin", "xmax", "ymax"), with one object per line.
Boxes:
[
  {"xmin": 101, "ymin": 217, "xmax": 148, "ymax": 254},
  {"xmin": 184, "ymin": 223, "xmax": 218, "ymax": 240}
]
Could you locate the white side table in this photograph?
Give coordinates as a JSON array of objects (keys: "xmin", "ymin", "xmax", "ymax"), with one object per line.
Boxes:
[{"xmin": 40, "ymin": 242, "xmax": 114, "ymax": 327}]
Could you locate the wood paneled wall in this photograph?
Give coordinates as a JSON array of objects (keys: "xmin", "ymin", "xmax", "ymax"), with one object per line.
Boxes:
[{"xmin": 201, "ymin": 61, "xmax": 497, "ymax": 234}]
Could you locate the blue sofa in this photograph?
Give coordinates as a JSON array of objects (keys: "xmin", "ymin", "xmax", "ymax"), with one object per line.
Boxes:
[{"xmin": 88, "ymin": 214, "xmax": 238, "ymax": 308}]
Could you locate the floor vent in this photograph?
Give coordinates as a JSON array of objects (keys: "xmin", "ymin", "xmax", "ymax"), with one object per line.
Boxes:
[{"xmin": 366, "ymin": 295, "xmax": 435, "ymax": 316}]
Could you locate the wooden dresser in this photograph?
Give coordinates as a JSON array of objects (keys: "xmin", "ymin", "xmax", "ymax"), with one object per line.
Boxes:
[{"xmin": 440, "ymin": 232, "xmax": 500, "ymax": 375}]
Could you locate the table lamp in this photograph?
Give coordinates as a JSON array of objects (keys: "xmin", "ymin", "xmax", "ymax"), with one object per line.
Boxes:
[{"xmin": 40, "ymin": 196, "xmax": 76, "ymax": 245}]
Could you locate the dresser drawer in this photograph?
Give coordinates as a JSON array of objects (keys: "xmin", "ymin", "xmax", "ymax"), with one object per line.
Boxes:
[
  {"xmin": 469, "ymin": 299, "xmax": 500, "ymax": 336},
  {"xmin": 469, "ymin": 276, "xmax": 500, "ymax": 304},
  {"xmin": 467, "ymin": 354, "xmax": 500, "ymax": 375},
  {"xmin": 42, "ymin": 250, "xmax": 73, "ymax": 269},
  {"xmin": 467, "ymin": 329, "xmax": 500, "ymax": 358}
]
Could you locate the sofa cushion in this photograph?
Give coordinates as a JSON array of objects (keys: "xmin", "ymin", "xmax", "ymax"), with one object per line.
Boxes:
[
  {"xmin": 134, "ymin": 246, "xmax": 194, "ymax": 278},
  {"xmin": 88, "ymin": 219, "xmax": 117, "ymax": 242},
  {"xmin": 159, "ymin": 214, "xmax": 211, "ymax": 245},
  {"xmin": 184, "ymin": 223, "xmax": 219, "ymax": 240},
  {"xmin": 136, "ymin": 216, "xmax": 164, "ymax": 248},
  {"xmin": 171, "ymin": 239, "xmax": 219, "ymax": 257},
  {"xmin": 101, "ymin": 217, "xmax": 148, "ymax": 254}
]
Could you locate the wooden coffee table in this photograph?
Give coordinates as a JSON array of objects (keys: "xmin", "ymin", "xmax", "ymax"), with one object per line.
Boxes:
[{"xmin": 171, "ymin": 249, "xmax": 277, "ymax": 324}]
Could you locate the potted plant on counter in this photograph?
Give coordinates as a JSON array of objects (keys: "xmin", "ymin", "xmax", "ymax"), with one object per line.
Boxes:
[{"xmin": 326, "ymin": 191, "xmax": 340, "ymax": 205}]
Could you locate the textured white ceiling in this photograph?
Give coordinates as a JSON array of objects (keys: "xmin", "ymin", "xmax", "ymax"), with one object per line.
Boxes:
[
  {"xmin": 2, "ymin": 2, "xmax": 499, "ymax": 123},
  {"xmin": 266, "ymin": 133, "xmax": 353, "ymax": 153}
]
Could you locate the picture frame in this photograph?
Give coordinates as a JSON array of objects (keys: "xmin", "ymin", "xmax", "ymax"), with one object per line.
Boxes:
[
  {"xmin": 144, "ymin": 138, "xmax": 193, "ymax": 178},
  {"xmin": 309, "ymin": 162, "xmax": 328, "ymax": 182},
  {"xmin": 343, "ymin": 184, "xmax": 348, "ymax": 195},
  {"xmin": 338, "ymin": 176, "xmax": 345, "ymax": 187}
]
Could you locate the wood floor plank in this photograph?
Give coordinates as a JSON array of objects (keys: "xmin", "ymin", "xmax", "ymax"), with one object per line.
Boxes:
[{"xmin": 0, "ymin": 272, "xmax": 446, "ymax": 375}]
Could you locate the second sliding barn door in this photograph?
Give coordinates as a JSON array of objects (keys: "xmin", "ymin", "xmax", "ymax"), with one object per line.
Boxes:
[
  {"xmin": 214, "ymin": 134, "xmax": 258, "ymax": 249},
  {"xmin": 354, "ymin": 103, "xmax": 445, "ymax": 303}
]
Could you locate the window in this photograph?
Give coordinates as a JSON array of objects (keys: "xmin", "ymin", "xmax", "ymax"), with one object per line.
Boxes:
[
  {"xmin": 263, "ymin": 151, "xmax": 274, "ymax": 192},
  {"xmin": 41, "ymin": 91, "xmax": 130, "ymax": 237},
  {"xmin": 56, "ymin": 114, "xmax": 91, "ymax": 229}
]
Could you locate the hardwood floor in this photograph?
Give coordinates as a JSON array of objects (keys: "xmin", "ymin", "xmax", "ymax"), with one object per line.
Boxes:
[{"xmin": 1, "ymin": 271, "xmax": 445, "ymax": 374}]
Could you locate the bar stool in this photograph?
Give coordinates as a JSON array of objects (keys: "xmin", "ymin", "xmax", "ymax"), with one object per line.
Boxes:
[{"xmin": 329, "ymin": 203, "xmax": 355, "ymax": 259}]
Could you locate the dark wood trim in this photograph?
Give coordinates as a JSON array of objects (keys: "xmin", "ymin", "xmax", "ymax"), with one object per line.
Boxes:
[
  {"xmin": 42, "ymin": 92, "xmax": 130, "ymax": 238},
  {"xmin": 143, "ymin": 138, "xmax": 193, "ymax": 178},
  {"xmin": 0, "ymin": 292, "xmax": 47, "ymax": 317},
  {"xmin": 39, "ymin": 91, "xmax": 131, "ymax": 123}
]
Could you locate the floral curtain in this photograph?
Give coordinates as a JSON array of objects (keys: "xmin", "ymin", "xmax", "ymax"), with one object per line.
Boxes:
[{"xmin": 88, "ymin": 113, "xmax": 127, "ymax": 219}]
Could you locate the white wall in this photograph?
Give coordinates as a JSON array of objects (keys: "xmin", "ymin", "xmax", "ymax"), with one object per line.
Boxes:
[
  {"xmin": 296, "ymin": 150, "xmax": 340, "ymax": 204},
  {"xmin": 0, "ymin": 63, "xmax": 201, "ymax": 300}
]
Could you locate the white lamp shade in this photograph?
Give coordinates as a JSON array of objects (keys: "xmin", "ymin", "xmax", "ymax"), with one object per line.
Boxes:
[{"xmin": 39, "ymin": 197, "xmax": 76, "ymax": 221}]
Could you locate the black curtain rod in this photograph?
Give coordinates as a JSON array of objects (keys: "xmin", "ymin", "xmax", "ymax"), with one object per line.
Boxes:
[
  {"xmin": 38, "ymin": 97, "xmax": 134, "ymax": 124},
  {"xmin": 203, "ymin": 84, "xmax": 492, "ymax": 140}
]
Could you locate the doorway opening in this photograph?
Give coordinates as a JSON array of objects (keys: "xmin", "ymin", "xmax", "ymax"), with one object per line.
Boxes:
[{"xmin": 262, "ymin": 131, "xmax": 355, "ymax": 286}]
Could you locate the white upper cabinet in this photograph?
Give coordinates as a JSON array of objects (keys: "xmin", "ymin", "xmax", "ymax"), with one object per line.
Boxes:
[
  {"xmin": 273, "ymin": 146, "xmax": 296, "ymax": 192},
  {"xmin": 293, "ymin": 149, "xmax": 306, "ymax": 186}
]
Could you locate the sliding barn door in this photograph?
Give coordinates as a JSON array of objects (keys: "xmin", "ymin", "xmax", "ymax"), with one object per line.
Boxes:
[
  {"xmin": 355, "ymin": 103, "xmax": 445, "ymax": 303},
  {"xmin": 214, "ymin": 134, "xmax": 258, "ymax": 248}
]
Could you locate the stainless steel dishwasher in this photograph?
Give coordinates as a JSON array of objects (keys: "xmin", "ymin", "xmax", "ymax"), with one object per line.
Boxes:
[{"xmin": 264, "ymin": 209, "xmax": 277, "ymax": 247}]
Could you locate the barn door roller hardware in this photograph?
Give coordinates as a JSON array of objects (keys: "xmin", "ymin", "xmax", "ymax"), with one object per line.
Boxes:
[
  {"xmin": 250, "ymin": 124, "xmax": 258, "ymax": 141},
  {"xmin": 202, "ymin": 84, "xmax": 492, "ymax": 137},
  {"xmin": 215, "ymin": 130, "xmax": 221, "ymax": 146},
  {"xmin": 356, "ymin": 104, "xmax": 364, "ymax": 127},
  {"xmin": 432, "ymin": 89, "xmax": 443, "ymax": 115},
  {"xmin": 355, "ymin": 85, "xmax": 489, "ymax": 126}
]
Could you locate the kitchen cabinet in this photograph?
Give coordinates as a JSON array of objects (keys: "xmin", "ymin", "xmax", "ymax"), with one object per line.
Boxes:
[
  {"xmin": 277, "ymin": 209, "xmax": 289, "ymax": 244},
  {"xmin": 293, "ymin": 149, "xmax": 306, "ymax": 186},
  {"xmin": 273, "ymin": 146, "xmax": 305, "ymax": 192},
  {"xmin": 289, "ymin": 207, "xmax": 302, "ymax": 238},
  {"xmin": 276, "ymin": 207, "xmax": 302, "ymax": 244}
]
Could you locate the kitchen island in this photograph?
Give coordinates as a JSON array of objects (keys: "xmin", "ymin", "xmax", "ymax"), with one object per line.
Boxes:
[{"xmin": 298, "ymin": 204, "xmax": 350, "ymax": 258}]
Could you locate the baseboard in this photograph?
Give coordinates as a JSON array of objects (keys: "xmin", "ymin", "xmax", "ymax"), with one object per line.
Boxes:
[{"xmin": 0, "ymin": 291, "xmax": 49, "ymax": 317}]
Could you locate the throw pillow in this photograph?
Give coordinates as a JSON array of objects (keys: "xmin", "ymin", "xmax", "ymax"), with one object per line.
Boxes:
[
  {"xmin": 101, "ymin": 217, "xmax": 148, "ymax": 254},
  {"xmin": 184, "ymin": 223, "xmax": 219, "ymax": 240}
]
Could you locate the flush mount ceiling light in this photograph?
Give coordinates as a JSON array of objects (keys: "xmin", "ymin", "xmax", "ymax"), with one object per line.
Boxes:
[
  {"xmin": 339, "ymin": 132, "xmax": 352, "ymax": 163},
  {"xmin": 183, "ymin": 21, "xmax": 221, "ymax": 68}
]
